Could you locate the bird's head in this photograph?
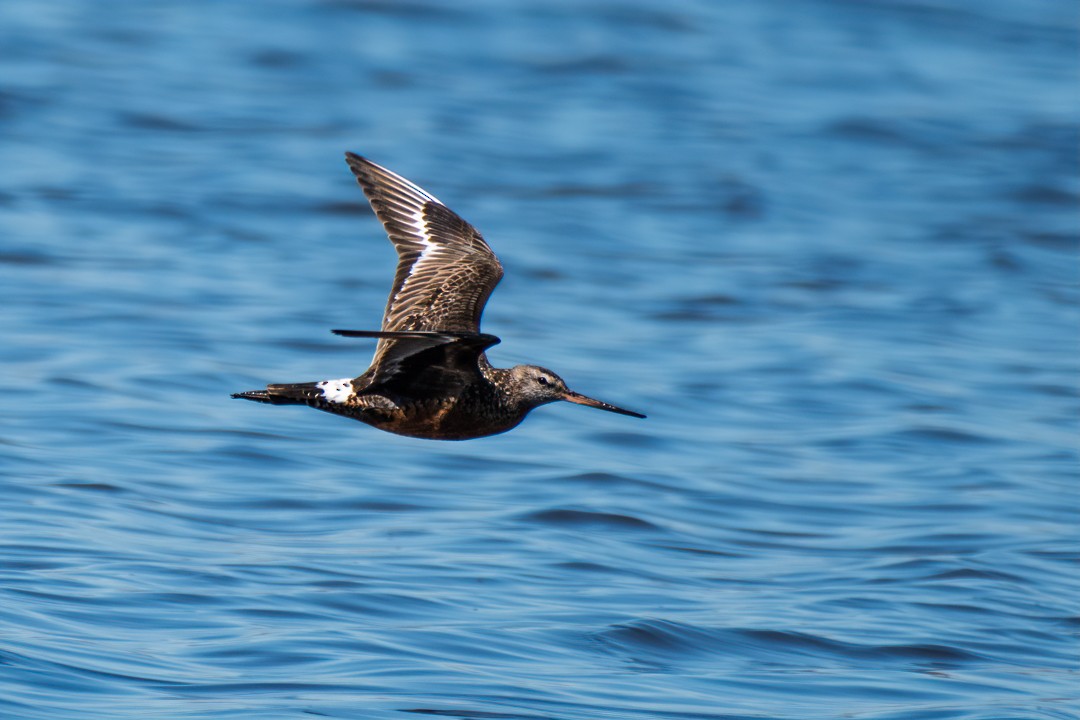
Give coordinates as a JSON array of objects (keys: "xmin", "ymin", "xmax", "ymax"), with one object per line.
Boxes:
[{"xmin": 508, "ymin": 365, "xmax": 646, "ymax": 418}]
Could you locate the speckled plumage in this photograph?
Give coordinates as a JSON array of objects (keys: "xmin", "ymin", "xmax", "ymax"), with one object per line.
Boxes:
[{"xmin": 232, "ymin": 154, "xmax": 645, "ymax": 440}]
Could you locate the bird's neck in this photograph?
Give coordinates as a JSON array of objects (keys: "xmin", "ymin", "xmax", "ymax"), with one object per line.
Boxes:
[
  {"xmin": 479, "ymin": 365, "xmax": 531, "ymax": 414},
  {"xmin": 480, "ymin": 363, "xmax": 513, "ymax": 395}
]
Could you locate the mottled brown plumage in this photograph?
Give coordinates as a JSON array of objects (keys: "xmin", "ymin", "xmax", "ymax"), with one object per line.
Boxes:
[{"xmin": 232, "ymin": 153, "xmax": 644, "ymax": 440}]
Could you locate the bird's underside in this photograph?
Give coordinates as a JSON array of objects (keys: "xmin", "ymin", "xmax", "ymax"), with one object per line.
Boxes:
[{"xmin": 232, "ymin": 154, "xmax": 645, "ymax": 440}]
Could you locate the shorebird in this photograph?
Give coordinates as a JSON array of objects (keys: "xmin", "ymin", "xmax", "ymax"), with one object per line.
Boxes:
[{"xmin": 232, "ymin": 153, "xmax": 645, "ymax": 440}]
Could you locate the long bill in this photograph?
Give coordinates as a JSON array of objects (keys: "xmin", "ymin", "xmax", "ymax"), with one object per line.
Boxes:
[{"xmin": 562, "ymin": 391, "xmax": 646, "ymax": 419}]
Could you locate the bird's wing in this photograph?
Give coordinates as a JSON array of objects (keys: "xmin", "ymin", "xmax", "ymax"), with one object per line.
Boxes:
[
  {"xmin": 345, "ymin": 154, "xmax": 503, "ymax": 344},
  {"xmin": 332, "ymin": 329, "xmax": 500, "ymax": 397}
]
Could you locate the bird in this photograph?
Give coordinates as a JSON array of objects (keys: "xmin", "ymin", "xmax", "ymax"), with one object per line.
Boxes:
[{"xmin": 232, "ymin": 153, "xmax": 645, "ymax": 440}]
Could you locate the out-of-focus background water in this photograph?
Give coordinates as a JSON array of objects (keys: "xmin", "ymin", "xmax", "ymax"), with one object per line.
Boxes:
[{"xmin": 1, "ymin": 1, "xmax": 1077, "ymax": 718}]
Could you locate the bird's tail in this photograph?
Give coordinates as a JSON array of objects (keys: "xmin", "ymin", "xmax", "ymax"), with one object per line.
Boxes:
[{"xmin": 232, "ymin": 382, "xmax": 327, "ymax": 405}]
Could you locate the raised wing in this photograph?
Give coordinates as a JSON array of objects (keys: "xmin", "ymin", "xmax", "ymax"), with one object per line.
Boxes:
[{"xmin": 345, "ymin": 154, "xmax": 504, "ymax": 338}]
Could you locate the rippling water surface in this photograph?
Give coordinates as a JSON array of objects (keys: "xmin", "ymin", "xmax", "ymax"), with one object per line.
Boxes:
[{"xmin": 2, "ymin": 1, "xmax": 1078, "ymax": 718}]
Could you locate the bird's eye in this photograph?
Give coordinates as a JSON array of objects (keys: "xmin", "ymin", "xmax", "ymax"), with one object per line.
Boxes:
[{"xmin": 537, "ymin": 376, "xmax": 550, "ymax": 386}]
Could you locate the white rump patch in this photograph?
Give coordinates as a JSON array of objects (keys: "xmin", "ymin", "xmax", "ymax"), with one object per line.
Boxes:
[{"xmin": 317, "ymin": 378, "xmax": 353, "ymax": 404}]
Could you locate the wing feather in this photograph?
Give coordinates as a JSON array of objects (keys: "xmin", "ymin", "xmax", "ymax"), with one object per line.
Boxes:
[
  {"xmin": 344, "ymin": 154, "xmax": 504, "ymax": 382},
  {"xmin": 332, "ymin": 330, "xmax": 501, "ymax": 397},
  {"xmin": 345, "ymin": 153, "xmax": 503, "ymax": 336}
]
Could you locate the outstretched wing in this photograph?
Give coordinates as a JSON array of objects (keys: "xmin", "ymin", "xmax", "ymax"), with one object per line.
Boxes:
[{"xmin": 345, "ymin": 154, "xmax": 503, "ymax": 341}]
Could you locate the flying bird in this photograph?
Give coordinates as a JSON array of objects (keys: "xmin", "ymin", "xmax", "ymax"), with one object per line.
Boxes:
[{"xmin": 232, "ymin": 154, "xmax": 645, "ymax": 440}]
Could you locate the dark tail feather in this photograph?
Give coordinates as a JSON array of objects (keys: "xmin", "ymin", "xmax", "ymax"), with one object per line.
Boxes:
[
  {"xmin": 232, "ymin": 389, "xmax": 273, "ymax": 403},
  {"xmin": 232, "ymin": 382, "xmax": 325, "ymax": 405}
]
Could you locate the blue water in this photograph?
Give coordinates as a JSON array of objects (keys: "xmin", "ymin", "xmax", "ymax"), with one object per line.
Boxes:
[{"xmin": 2, "ymin": 1, "xmax": 1077, "ymax": 718}]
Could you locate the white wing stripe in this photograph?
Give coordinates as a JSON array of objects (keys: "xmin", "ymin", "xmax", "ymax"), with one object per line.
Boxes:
[{"xmin": 394, "ymin": 209, "xmax": 440, "ymax": 300}]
